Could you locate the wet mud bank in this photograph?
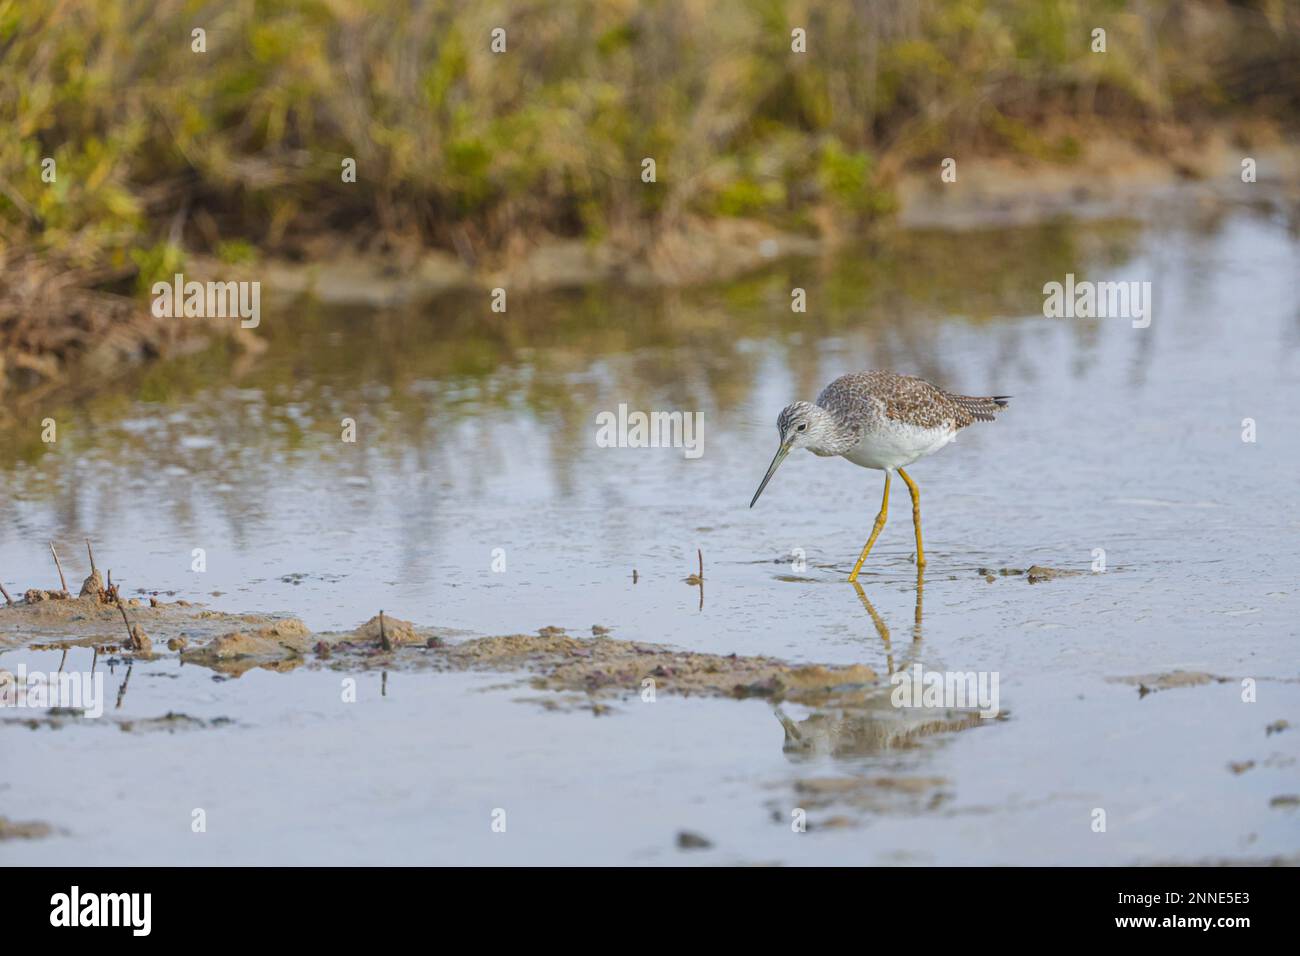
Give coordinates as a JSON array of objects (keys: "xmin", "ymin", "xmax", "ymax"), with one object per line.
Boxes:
[{"xmin": 2, "ymin": 594, "xmax": 878, "ymax": 705}]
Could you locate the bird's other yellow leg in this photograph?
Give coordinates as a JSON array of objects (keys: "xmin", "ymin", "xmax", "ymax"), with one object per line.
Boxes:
[
  {"xmin": 897, "ymin": 467, "xmax": 925, "ymax": 568},
  {"xmin": 847, "ymin": 474, "xmax": 890, "ymax": 583}
]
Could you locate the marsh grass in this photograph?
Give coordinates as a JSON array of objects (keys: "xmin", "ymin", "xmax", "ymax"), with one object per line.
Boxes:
[{"xmin": 1, "ymin": 0, "xmax": 1296, "ymax": 389}]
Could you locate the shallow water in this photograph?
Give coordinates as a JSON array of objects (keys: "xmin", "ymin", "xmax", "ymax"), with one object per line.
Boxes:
[{"xmin": 3, "ymin": 193, "xmax": 1299, "ymax": 864}]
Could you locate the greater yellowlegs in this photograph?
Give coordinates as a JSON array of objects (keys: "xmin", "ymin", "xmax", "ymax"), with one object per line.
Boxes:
[{"xmin": 750, "ymin": 370, "xmax": 1009, "ymax": 581}]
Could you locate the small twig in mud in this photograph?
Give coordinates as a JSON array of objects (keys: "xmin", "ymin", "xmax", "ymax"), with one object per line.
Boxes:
[
  {"xmin": 78, "ymin": 539, "xmax": 107, "ymax": 600},
  {"xmin": 685, "ymin": 549, "xmax": 704, "ymax": 585},
  {"xmin": 684, "ymin": 549, "xmax": 705, "ymax": 611},
  {"xmin": 115, "ymin": 599, "xmax": 150, "ymax": 654},
  {"xmin": 0, "ymin": 580, "xmax": 13, "ymax": 606},
  {"xmin": 116, "ymin": 602, "xmax": 134, "ymax": 642},
  {"xmin": 379, "ymin": 610, "xmax": 393, "ymax": 652},
  {"xmin": 49, "ymin": 541, "xmax": 68, "ymax": 593}
]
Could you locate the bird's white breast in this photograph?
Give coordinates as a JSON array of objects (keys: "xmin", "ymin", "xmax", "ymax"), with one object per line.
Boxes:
[{"xmin": 840, "ymin": 420, "xmax": 957, "ymax": 471}]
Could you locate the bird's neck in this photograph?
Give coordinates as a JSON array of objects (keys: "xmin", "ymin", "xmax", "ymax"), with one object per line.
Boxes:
[{"xmin": 809, "ymin": 409, "xmax": 860, "ymax": 455}]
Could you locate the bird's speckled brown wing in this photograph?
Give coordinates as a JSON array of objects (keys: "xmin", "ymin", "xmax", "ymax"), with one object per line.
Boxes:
[{"xmin": 817, "ymin": 370, "xmax": 1008, "ymax": 431}]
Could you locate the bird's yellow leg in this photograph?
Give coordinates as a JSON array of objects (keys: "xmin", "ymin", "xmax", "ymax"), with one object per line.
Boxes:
[
  {"xmin": 847, "ymin": 474, "xmax": 890, "ymax": 583},
  {"xmin": 897, "ymin": 467, "xmax": 925, "ymax": 568}
]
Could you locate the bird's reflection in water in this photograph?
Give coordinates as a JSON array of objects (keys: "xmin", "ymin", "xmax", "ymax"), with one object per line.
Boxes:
[
  {"xmin": 850, "ymin": 566, "xmax": 924, "ymax": 675},
  {"xmin": 775, "ymin": 567, "xmax": 987, "ymax": 761}
]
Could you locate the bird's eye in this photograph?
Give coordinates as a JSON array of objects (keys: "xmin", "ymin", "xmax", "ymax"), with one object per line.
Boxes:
[{"xmin": 797, "ymin": 423, "xmax": 807, "ymax": 431}]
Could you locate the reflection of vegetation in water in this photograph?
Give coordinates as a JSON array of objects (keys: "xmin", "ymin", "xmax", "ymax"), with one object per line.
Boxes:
[
  {"xmin": 0, "ymin": 219, "xmax": 1143, "ymax": 527},
  {"xmin": 0, "ymin": 215, "xmax": 1159, "ymax": 541}
]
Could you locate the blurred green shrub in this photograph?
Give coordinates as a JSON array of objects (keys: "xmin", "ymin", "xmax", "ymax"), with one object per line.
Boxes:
[{"xmin": 0, "ymin": 0, "xmax": 1295, "ymax": 282}]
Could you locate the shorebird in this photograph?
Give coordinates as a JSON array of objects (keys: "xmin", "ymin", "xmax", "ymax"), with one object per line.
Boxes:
[{"xmin": 750, "ymin": 370, "xmax": 1009, "ymax": 581}]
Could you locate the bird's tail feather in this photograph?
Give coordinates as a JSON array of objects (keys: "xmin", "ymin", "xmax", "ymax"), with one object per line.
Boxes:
[{"xmin": 957, "ymin": 394, "xmax": 1011, "ymax": 423}]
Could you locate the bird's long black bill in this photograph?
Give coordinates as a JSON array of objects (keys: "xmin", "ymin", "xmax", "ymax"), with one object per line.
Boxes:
[{"xmin": 750, "ymin": 444, "xmax": 790, "ymax": 508}]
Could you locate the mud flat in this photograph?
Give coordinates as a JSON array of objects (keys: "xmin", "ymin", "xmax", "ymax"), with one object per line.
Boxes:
[
  {"xmin": 2, "ymin": 595, "xmax": 879, "ymax": 705},
  {"xmin": 0, "ymin": 817, "xmax": 54, "ymax": 841},
  {"xmin": 0, "ymin": 546, "xmax": 896, "ymax": 713}
]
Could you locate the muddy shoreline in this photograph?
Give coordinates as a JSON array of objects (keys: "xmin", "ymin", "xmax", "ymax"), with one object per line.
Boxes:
[{"xmin": 194, "ymin": 131, "xmax": 1300, "ymax": 308}]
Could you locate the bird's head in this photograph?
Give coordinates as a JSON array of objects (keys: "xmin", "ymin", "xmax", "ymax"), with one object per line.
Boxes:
[{"xmin": 750, "ymin": 402, "xmax": 839, "ymax": 507}]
